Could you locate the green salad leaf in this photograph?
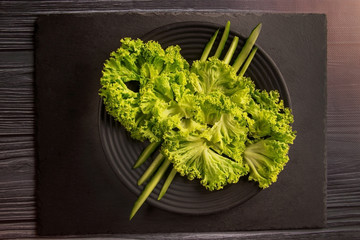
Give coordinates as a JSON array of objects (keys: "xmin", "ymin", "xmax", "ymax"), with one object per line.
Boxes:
[
  {"xmin": 244, "ymin": 139, "xmax": 291, "ymax": 188},
  {"xmin": 162, "ymin": 131, "xmax": 249, "ymax": 191},
  {"xmin": 99, "ymin": 38, "xmax": 191, "ymax": 142}
]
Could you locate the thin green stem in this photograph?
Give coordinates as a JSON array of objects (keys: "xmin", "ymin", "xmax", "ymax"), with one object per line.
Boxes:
[
  {"xmin": 133, "ymin": 141, "xmax": 161, "ymax": 169},
  {"xmin": 158, "ymin": 167, "xmax": 177, "ymax": 200},
  {"xmin": 130, "ymin": 159, "xmax": 171, "ymax": 220},
  {"xmin": 238, "ymin": 47, "xmax": 258, "ymax": 78},
  {"xmin": 214, "ymin": 21, "xmax": 230, "ymax": 59},
  {"xmin": 200, "ymin": 29, "xmax": 219, "ymax": 62},
  {"xmin": 232, "ymin": 23, "xmax": 262, "ymax": 73},
  {"xmin": 137, "ymin": 153, "xmax": 164, "ymax": 185},
  {"xmin": 223, "ymin": 36, "xmax": 239, "ymax": 65}
]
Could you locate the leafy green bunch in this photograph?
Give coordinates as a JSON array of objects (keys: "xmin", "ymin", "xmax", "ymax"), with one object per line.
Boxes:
[{"xmin": 99, "ymin": 21, "xmax": 296, "ymax": 219}]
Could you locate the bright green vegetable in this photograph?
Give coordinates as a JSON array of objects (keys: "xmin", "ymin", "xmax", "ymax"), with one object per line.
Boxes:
[
  {"xmin": 223, "ymin": 36, "xmax": 239, "ymax": 64},
  {"xmin": 129, "ymin": 159, "xmax": 171, "ymax": 220},
  {"xmin": 100, "ymin": 21, "xmax": 296, "ymax": 220},
  {"xmin": 232, "ymin": 23, "xmax": 262, "ymax": 73},
  {"xmin": 133, "ymin": 141, "xmax": 161, "ymax": 168},
  {"xmin": 244, "ymin": 139, "xmax": 290, "ymax": 188},
  {"xmin": 158, "ymin": 168, "xmax": 177, "ymax": 200},
  {"xmin": 190, "ymin": 57, "xmax": 241, "ymax": 96},
  {"xmin": 246, "ymin": 89, "xmax": 295, "ymax": 144},
  {"xmin": 137, "ymin": 153, "xmax": 164, "ymax": 185},
  {"xmin": 200, "ymin": 29, "xmax": 219, "ymax": 61},
  {"xmin": 139, "ymin": 69, "xmax": 200, "ymax": 136},
  {"xmin": 162, "ymin": 130, "xmax": 249, "ymax": 191},
  {"xmin": 214, "ymin": 21, "xmax": 231, "ymax": 58},
  {"xmin": 99, "ymin": 38, "xmax": 191, "ymax": 143},
  {"xmin": 238, "ymin": 47, "xmax": 258, "ymax": 78}
]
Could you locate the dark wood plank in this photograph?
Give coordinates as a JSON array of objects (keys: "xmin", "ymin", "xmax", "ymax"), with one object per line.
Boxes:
[{"xmin": 0, "ymin": 0, "xmax": 360, "ymax": 239}]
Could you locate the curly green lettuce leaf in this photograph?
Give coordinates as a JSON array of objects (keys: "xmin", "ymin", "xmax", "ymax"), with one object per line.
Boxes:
[
  {"xmin": 190, "ymin": 57, "xmax": 258, "ymax": 111},
  {"xmin": 246, "ymin": 89, "xmax": 296, "ymax": 144},
  {"xmin": 229, "ymin": 76, "xmax": 256, "ymax": 109},
  {"xmin": 99, "ymin": 38, "xmax": 191, "ymax": 142},
  {"xmin": 139, "ymin": 71, "xmax": 201, "ymax": 137},
  {"xmin": 196, "ymin": 92, "xmax": 249, "ymax": 162},
  {"xmin": 162, "ymin": 131, "xmax": 249, "ymax": 191},
  {"xmin": 139, "ymin": 43, "xmax": 190, "ymax": 86},
  {"xmin": 243, "ymin": 139, "xmax": 290, "ymax": 188},
  {"xmin": 190, "ymin": 57, "xmax": 242, "ymax": 96},
  {"xmin": 98, "ymin": 38, "xmax": 149, "ymax": 140}
]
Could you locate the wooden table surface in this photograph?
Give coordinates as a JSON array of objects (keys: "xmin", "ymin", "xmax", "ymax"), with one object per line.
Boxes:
[{"xmin": 1, "ymin": 1, "xmax": 359, "ymax": 239}]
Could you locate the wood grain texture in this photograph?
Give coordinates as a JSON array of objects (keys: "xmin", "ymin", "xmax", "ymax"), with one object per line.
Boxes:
[{"xmin": 1, "ymin": 0, "xmax": 360, "ymax": 239}]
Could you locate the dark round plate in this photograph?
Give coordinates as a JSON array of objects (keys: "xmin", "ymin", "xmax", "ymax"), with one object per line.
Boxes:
[{"xmin": 99, "ymin": 22, "xmax": 291, "ymax": 215}]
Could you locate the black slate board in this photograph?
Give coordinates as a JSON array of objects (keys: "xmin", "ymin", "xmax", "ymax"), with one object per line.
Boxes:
[{"xmin": 35, "ymin": 12, "xmax": 327, "ymax": 235}]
